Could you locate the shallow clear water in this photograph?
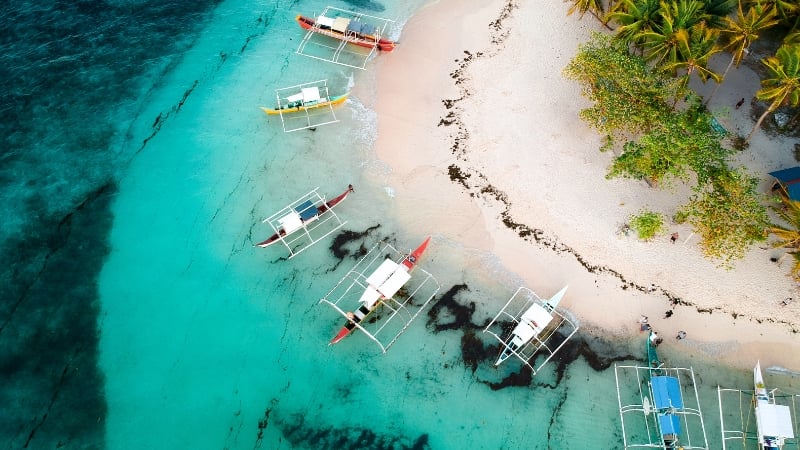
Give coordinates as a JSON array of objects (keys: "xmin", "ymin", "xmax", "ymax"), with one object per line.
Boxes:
[{"xmin": 2, "ymin": 0, "xmax": 799, "ymax": 449}]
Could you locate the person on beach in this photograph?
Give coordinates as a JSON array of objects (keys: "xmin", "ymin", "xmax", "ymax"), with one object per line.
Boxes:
[
  {"xmin": 648, "ymin": 284, "xmax": 657, "ymax": 293},
  {"xmin": 735, "ymin": 97, "xmax": 745, "ymax": 109},
  {"xmin": 676, "ymin": 331, "xmax": 686, "ymax": 340},
  {"xmin": 664, "ymin": 310, "xmax": 673, "ymax": 319},
  {"xmin": 782, "ymin": 297, "xmax": 793, "ymax": 306},
  {"xmin": 639, "ymin": 315, "xmax": 650, "ymax": 331},
  {"xmin": 670, "ymin": 232, "xmax": 678, "ymax": 244}
]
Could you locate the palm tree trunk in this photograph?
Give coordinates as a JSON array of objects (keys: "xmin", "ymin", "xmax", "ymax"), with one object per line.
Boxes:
[
  {"xmin": 705, "ymin": 55, "xmax": 736, "ymax": 106},
  {"xmin": 746, "ymin": 107, "xmax": 773, "ymax": 143}
]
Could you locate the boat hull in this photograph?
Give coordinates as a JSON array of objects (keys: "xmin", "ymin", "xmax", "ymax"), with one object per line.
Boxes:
[
  {"xmin": 296, "ymin": 15, "xmax": 396, "ymax": 52},
  {"xmin": 256, "ymin": 185, "xmax": 353, "ymax": 248},
  {"xmin": 260, "ymin": 93, "xmax": 348, "ymax": 116}
]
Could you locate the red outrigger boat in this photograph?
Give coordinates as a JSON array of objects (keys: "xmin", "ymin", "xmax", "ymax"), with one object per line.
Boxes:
[
  {"xmin": 296, "ymin": 14, "xmax": 396, "ymax": 52},
  {"xmin": 256, "ymin": 185, "xmax": 354, "ymax": 248},
  {"xmin": 330, "ymin": 236, "xmax": 431, "ymax": 344}
]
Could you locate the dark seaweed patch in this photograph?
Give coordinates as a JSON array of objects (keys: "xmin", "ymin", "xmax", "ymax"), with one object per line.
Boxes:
[{"xmin": 275, "ymin": 412, "xmax": 430, "ymax": 450}]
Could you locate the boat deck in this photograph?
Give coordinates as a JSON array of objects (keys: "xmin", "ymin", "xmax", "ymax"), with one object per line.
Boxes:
[{"xmin": 319, "ymin": 240, "xmax": 440, "ymax": 353}]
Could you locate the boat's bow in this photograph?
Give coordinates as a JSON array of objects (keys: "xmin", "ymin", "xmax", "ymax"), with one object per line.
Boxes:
[{"xmin": 401, "ymin": 236, "xmax": 431, "ymax": 271}]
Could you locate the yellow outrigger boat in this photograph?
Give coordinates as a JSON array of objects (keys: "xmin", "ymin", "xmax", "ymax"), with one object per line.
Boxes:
[{"xmin": 260, "ymin": 86, "xmax": 348, "ymax": 115}]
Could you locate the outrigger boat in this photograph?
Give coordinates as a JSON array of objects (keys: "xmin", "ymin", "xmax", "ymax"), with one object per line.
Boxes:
[
  {"xmin": 263, "ymin": 80, "xmax": 347, "ymax": 132},
  {"xmin": 483, "ymin": 286, "xmax": 578, "ymax": 374},
  {"xmin": 330, "ymin": 236, "xmax": 430, "ymax": 344},
  {"xmin": 295, "ymin": 6, "xmax": 396, "ymax": 70},
  {"xmin": 615, "ymin": 331, "xmax": 709, "ymax": 449},
  {"xmin": 260, "ymin": 87, "xmax": 348, "ymax": 115},
  {"xmin": 718, "ymin": 362, "xmax": 799, "ymax": 450},
  {"xmin": 256, "ymin": 186, "xmax": 352, "ymax": 258},
  {"xmin": 754, "ymin": 361, "xmax": 795, "ymax": 449},
  {"xmin": 296, "ymin": 14, "xmax": 395, "ymax": 52},
  {"xmin": 320, "ymin": 237, "xmax": 440, "ymax": 353}
]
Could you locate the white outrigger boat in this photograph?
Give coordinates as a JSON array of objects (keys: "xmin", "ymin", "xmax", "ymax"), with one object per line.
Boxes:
[
  {"xmin": 483, "ymin": 286, "xmax": 578, "ymax": 374},
  {"xmin": 718, "ymin": 362, "xmax": 798, "ymax": 450},
  {"xmin": 615, "ymin": 332, "xmax": 709, "ymax": 449},
  {"xmin": 256, "ymin": 186, "xmax": 352, "ymax": 258},
  {"xmin": 319, "ymin": 237, "xmax": 440, "ymax": 353},
  {"xmin": 262, "ymin": 80, "xmax": 346, "ymax": 132},
  {"xmin": 295, "ymin": 6, "xmax": 396, "ymax": 70}
]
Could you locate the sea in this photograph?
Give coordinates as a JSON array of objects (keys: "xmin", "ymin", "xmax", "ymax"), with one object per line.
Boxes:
[{"xmin": 1, "ymin": 0, "xmax": 798, "ymax": 449}]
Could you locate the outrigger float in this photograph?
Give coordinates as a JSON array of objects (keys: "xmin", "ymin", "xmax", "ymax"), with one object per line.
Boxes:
[
  {"xmin": 295, "ymin": 6, "xmax": 396, "ymax": 70},
  {"xmin": 262, "ymin": 80, "xmax": 347, "ymax": 132},
  {"xmin": 614, "ymin": 331, "xmax": 709, "ymax": 449},
  {"xmin": 718, "ymin": 361, "xmax": 798, "ymax": 450},
  {"xmin": 319, "ymin": 237, "xmax": 440, "ymax": 353},
  {"xmin": 483, "ymin": 286, "xmax": 578, "ymax": 375},
  {"xmin": 255, "ymin": 185, "xmax": 353, "ymax": 258}
]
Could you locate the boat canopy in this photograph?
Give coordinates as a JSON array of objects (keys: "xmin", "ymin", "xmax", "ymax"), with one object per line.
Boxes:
[
  {"xmin": 317, "ymin": 15, "xmax": 335, "ymax": 28},
  {"xmin": 295, "ymin": 199, "xmax": 318, "ymax": 221},
  {"xmin": 301, "ymin": 87, "xmax": 321, "ymax": 103},
  {"xmin": 332, "ymin": 17, "xmax": 350, "ymax": 33},
  {"xmin": 659, "ymin": 414, "xmax": 682, "ymax": 436},
  {"xmin": 652, "ymin": 376, "xmax": 684, "ymax": 409},
  {"xmin": 358, "ymin": 286, "xmax": 382, "ymax": 309},
  {"xmin": 278, "ymin": 211, "xmax": 304, "ymax": 235},
  {"xmin": 519, "ymin": 304, "xmax": 552, "ymax": 336},
  {"xmin": 366, "ymin": 259, "xmax": 398, "ymax": 287},
  {"xmin": 379, "ymin": 270, "xmax": 411, "ymax": 298},
  {"xmin": 756, "ymin": 404, "xmax": 795, "ymax": 439},
  {"xmin": 347, "ymin": 21, "xmax": 376, "ymax": 36}
]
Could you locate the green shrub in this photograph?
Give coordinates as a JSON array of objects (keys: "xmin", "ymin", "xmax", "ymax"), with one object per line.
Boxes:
[{"xmin": 629, "ymin": 210, "xmax": 665, "ymax": 241}]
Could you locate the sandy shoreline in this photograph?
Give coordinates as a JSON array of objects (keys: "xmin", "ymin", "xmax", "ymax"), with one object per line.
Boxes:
[{"xmin": 371, "ymin": 0, "xmax": 800, "ymax": 371}]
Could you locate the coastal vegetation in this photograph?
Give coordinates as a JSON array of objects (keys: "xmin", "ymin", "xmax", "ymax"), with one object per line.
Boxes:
[
  {"xmin": 563, "ymin": 0, "xmax": 800, "ymax": 269},
  {"xmin": 565, "ymin": 33, "xmax": 770, "ymax": 267},
  {"xmin": 628, "ymin": 209, "xmax": 665, "ymax": 240}
]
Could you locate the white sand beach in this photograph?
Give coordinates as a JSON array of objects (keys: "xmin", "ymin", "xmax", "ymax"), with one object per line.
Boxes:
[{"xmin": 371, "ymin": 0, "xmax": 800, "ymax": 371}]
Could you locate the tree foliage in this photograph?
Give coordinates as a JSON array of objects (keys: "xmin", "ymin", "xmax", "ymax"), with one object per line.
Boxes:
[
  {"xmin": 563, "ymin": 33, "xmax": 681, "ymax": 139},
  {"xmin": 769, "ymin": 193, "xmax": 800, "ymax": 280},
  {"xmin": 679, "ymin": 168, "xmax": 769, "ymax": 267}
]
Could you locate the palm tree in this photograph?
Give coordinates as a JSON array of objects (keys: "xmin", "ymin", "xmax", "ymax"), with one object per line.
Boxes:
[
  {"xmin": 706, "ymin": 1, "xmax": 779, "ymax": 105},
  {"xmin": 566, "ymin": 0, "xmax": 607, "ymax": 25},
  {"xmin": 605, "ymin": 0, "xmax": 662, "ymax": 50},
  {"xmin": 745, "ymin": 0, "xmax": 799, "ymax": 24},
  {"xmin": 770, "ymin": 192, "xmax": 800, "ymax": 280},
  {"xmin": 662, "ymin": 22, "xmax": 723, "ymax": 90},
  {"xmin": 639, "ymin": 0, "xmax": 708, "ymax": 67},
  {"xmin": 746, "ymin": 44, "xmax": 800, "ymax": 142}
]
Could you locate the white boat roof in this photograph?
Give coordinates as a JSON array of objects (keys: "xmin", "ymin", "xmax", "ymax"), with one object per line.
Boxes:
[
  {"xmin": 302, "ymin": 87, "xmax": 321, "ymax": 103},
  {"xmin": 332, "ymin": 17, "xmax": 351, "ymax": 33},
  {"xmin": 278, "ymin": 211, "xmax": 303, "ymax": 234},
  {"xmin": 511, "ymin": 304, "xmax": 553, "ymax": 344},
  {"xmin": 359, "ymin": 286, "xmax": 382, "ymax": 308},
  {"xmin": 366, "ymin": 259, "xmax": 398, "ymax": 287},
  {"xmin": 378, "ymin": 269, "xmax": 411, "ymax": 298},
  {"xmin": 317, "ymin": 15, "xmax": 335, "ymax": 28},
  {"xmin": 286, "ymin": 92, "xmax": 304, "ymax": 103},
  {"xmin": 756, "ymin": 403, "xmax": 795, "ymax": 438}
]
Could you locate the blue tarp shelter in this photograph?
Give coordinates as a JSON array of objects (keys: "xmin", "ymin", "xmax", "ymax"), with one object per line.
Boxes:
[
  {"xmin": 770, "ymin": 167, "xmax": 800, "ymax": 201},
  {"xmin": 652, "ymin": 376, "xmax": 684, "ymax": 409}
]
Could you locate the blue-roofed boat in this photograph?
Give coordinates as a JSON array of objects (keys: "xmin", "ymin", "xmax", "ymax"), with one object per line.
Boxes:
[
  {"xmin": 256, "ymin": 185, "xmax": 353, "ymax": 258},
  {"xmin": 614, "ymin": 331, "xmax": 709, "ymax": 449}
]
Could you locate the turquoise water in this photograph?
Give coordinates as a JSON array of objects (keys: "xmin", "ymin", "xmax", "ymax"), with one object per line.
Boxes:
[{"xmin": 2, "ymin": 0, "xmax": 799, "ymax": 448}]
